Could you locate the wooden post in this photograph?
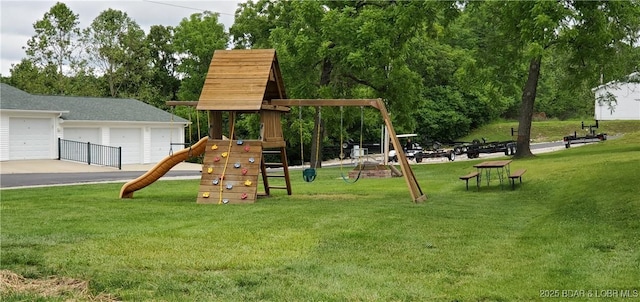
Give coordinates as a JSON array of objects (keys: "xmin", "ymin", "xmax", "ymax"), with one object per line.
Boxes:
[
  {"xmin": 209, "ymin": 111, "xmax": 222, "ymax": 139},
  {"xmin": 375, "ymin": 99, "xmax": 426, "ymax": 202}
]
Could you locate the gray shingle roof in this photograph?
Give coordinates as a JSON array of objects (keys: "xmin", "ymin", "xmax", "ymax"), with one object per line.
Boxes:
[{"xmin": 0, "ymin": 83, "xmax": 187, "ymax": 123}]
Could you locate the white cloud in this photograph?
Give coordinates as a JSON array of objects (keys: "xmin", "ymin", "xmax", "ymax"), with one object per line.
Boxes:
[{"xmin": 0, "ymin": 0, "xmax": 243, "ymax": 76}]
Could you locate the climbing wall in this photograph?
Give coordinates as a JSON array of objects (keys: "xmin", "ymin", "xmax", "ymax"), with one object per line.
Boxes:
[{"xmin": 197, "ymin": 139, "xmax": 263, "ymax": 204}]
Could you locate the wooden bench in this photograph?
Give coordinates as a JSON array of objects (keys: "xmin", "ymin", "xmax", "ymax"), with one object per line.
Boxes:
[
  {"xmin": 460, "ymin": 171, "xmax": 480, "ymax": 191},
  {"xmin": 509, "ymin": 169, "xmax": 527, "ymax": 189}
]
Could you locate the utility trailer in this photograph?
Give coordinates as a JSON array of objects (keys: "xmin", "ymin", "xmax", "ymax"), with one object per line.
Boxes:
[
  {"xmin": 389, "ymin": 146, "xmax": 456, "ymax": 163},
  {"xmin": 441, "ymin": 138, "xmax": 517, "ymax": 159},
  {"xmin": 389, "ymin": 135, "xmax": 515, "ymax": 162},
  {"xmin": 461, "ymin": 138, "xmax": 517, "ymax": 159},
  {"xmin": 416, "ymin": 141, "xmax": 456, "ymax": 162},
  {"xmin": 388, "ymin": 136, "xmax": 455, "ymax": 163},
  {"xmin": 391, "ymin": 138, "xmax": 515, "ymax": 161},
  {"xmin": 563, "ymin": 121, "xmax": 607, "ymax": 148}
]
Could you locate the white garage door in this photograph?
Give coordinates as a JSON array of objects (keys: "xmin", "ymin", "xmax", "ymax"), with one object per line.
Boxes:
[
  {"xmin": 9, "ymin": 117, "xmax": 54, "ymax": 160},
  {"xmin": 110, "ymin": 128, "xmax": 142, "ymax": 164},
  {"xmin": 150, "ymin": 128, "xmax": 181, "ymax": 162},
  {"xmin": 64, "ymin": 128, "xmax": 100, "ymax": 143}
]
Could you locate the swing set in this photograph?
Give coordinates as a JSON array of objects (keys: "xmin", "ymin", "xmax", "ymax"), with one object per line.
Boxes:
[
  {"xmin": 273, "ymin": 98, "xmax": 425, "ymax": 202},
  {"xmin": 120, "ymin": 49, "xmax": 425, "ymax": 203}
]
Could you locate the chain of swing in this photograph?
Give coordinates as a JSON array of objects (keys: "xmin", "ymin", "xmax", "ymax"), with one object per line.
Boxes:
[
  {"xmin": 299, "ymin": 107, "xmax": 321, "ymax": 182},
  {"xmin": 339, "ymin": 106, "xmax": 365, "ymax": 183},
  {"xmin": 169, "ymin": 106, "xmax": 203, "ymax": 158},
  {"xmin": 299, "ymin": 106, "xmax": 365, "ymax": 183}
]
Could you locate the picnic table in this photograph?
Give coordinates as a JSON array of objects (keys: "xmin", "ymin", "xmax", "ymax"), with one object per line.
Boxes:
[{"xmin": 473, "ymin": 160, "xmax": 512, "ymax": 189}]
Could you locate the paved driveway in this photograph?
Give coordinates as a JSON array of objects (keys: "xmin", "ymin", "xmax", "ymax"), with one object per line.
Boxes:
[{"xmin": 0, "ymin": 160, "xmax": 202, "ymax": 189}]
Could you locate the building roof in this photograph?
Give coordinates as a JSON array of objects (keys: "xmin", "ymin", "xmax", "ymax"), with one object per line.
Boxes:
[
  {"xmin": 197, "ymin": 49, "xmax": 287, "ymax": 111},
  {"xmin": 0, "ymin": 83, "xmax": 187, "ymax": 123},
  {"xmin": 592, "ymin": 72, "xmax": 640, "ymax": 92}
]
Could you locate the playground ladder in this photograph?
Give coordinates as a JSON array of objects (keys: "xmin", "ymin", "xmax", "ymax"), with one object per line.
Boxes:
[{"xmin": 260, "ymin": 147, "xmax": 292, "ymax": 196}]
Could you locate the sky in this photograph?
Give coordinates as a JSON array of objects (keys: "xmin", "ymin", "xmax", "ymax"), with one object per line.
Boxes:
[{"xmin": 0, "ymin": 0, "xmax": 245, "ymax": 76}]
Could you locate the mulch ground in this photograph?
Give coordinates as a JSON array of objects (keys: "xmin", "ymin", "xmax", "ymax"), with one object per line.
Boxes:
[{"xmin": 0, "ymin": 270, "xmax": 118, "ymax": 301}]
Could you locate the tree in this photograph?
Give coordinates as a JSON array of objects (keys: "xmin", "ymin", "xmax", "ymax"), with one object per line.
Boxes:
[
  {"xmin": 5, "ymin": 59, "xmax": 58, "ymax": 94},
  {"xmin": 146, "ymin": 25, "xmax": 180, "ymax": 108},
  {"xmin": 231, "ymin": 0, "xmax": 452, "ymax": 165},
  {"xmin": 479, "ymin": 0, "xmax": 640, "ymax": 157},
  {"xmin": 83, "ymin": 9, "xmax": 149, "ymax": 98},
  {"xmin": 24, "ymin": 2, "xmax": 82, "ymax": 94},
  {"xmin": 406, "ymin": 16, "xmax": 514, "ymax": 142},
  {"xmin": 173, "ymin": 11, "xmax": 229, "ymax": 102}
]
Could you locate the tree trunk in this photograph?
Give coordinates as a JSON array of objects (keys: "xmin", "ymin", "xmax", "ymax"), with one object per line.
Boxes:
[
  {"xmin": 108, "ymin": 64, "xmax": 116, "ymax": 97},
  {"xmin": 310, "ymin": 57, "xmax": 333, "ymax": 168},
  {"xmin": 515, "ymin": 55, "xmax": 542, "ymax": 158}
]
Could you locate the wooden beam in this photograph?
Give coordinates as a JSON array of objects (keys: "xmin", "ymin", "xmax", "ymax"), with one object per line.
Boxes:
[
  {"xmin": 270, "ymin": 99, "xmax": 382, "ymax": 110},
  {"xmin": 377, "ymin": 100, "xmax": 427, "ymax": 202},
  {"xmin": 260, "ymin": 104, "xmax": 291, "ymax": 112}
]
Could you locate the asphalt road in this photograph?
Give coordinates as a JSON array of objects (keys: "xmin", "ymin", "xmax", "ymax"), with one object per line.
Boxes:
[{"xmin": 0, "ymin": 141, "xmax": 568, "ymax": 189}]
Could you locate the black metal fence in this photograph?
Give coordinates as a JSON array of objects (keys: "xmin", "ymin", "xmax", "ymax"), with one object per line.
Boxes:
[{"xmin": 58, "ymin": 138, "xmax": 122, "ymax": 170}]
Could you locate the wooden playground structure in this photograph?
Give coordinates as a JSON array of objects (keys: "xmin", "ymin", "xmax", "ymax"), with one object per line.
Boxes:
[{"xmin": 120, "ymin": 49, "xmax": 425, "ymax": 203}]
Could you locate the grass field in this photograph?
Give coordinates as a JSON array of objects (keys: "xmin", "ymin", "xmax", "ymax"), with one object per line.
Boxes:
[{"xmin": 1, "ymin": 132, "xmax": 639, "ymax": 301}]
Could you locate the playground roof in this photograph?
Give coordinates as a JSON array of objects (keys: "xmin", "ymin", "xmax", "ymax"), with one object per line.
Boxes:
[{"xmin": 197, "ymin": 49, "xmax": 287, "ymax": 111}]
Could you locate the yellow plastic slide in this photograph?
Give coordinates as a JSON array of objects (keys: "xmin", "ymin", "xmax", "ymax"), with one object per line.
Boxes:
[{"xmin": 119, "ymin": 137, "xmax": 208, "ymax": 198}]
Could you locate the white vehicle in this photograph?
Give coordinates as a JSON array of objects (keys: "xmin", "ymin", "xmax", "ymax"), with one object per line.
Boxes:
[{"xmin": 388, "ymin": 134, "xmax": 424, "ymax": 162}]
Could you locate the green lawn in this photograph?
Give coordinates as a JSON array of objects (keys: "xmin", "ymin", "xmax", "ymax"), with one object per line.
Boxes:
[{"xmin": 1, "ymin": 132, "xmax": 639, "ymax": 301}]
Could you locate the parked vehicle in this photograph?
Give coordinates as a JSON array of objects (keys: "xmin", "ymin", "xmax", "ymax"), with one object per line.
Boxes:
[
  {"xmin": 419, "ymin": 141, "xmax": 456, "ymax": 162},
  {"xmin": 388, "ymin": 138, "xmax": 455, "ymax": 163},
  {"xmin": 388, "ymin": 134, "xmax": 516, "ymax": 163},
  {"xmin": 563, "ymin": 121, "xmax": 607, "ymax": 148},
  {"xmin": 460, "ymin": 138, "xmax": 517, "ymax": 158},
  {"xmin": 388, "ymin": 143, "xmax": 423, "ymax": 162}
]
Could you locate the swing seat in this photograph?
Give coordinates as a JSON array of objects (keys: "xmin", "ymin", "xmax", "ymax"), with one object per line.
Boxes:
[{"xmin": 303, "ymin": 168, "xmax": 317, "ymax": 182}]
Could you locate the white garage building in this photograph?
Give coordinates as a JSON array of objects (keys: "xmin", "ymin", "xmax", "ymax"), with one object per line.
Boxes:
[
  {"xmin": 0, "ymin": 84, "xmax": 189, "ymax": 165},
  {"xmin": 593, "ymin": 72, "xmax": 640, "ymax": 120}
]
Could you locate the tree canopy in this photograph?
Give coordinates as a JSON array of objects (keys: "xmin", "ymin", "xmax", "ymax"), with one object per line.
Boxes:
[{"xmin": 3, "ymin": 0, "xmax": 639, "ymax": 160}]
